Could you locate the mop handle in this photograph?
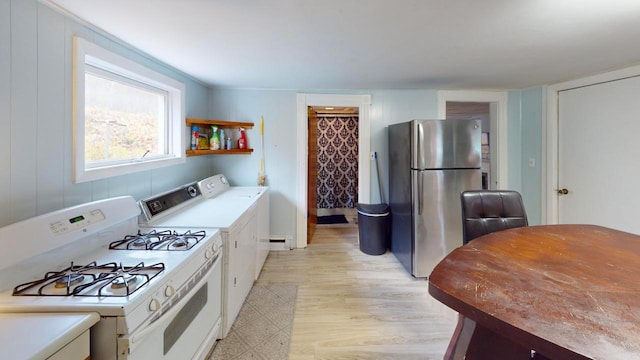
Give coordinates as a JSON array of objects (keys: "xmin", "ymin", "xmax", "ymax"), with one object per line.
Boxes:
[{"xmin": 374, "ymin": 152, "xmax": 384, "ymax": 203}]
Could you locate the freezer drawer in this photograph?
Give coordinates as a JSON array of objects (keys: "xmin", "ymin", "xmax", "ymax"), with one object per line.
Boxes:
[{"xmin": 412, "ymin": 169, "xmax": 481, "ymax": 277}]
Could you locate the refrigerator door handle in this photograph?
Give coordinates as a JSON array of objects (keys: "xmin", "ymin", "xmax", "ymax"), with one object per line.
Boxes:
[
  {"xmin": 418, "ymin": 171, "xmax": 423, "ymax": 215},
  {"xmin": 417, "ymin": 122, "xmax": 424, "ymax": 169}
]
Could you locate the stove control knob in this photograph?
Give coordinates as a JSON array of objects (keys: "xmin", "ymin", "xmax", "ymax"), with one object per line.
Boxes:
[
  {"xmin": 149, "ymin": 298, "xmax": 160, "ymax": 312},
  {"xmin": 212, "ymin": 242, "xmax": 220, "ymax": 253},
  {"xmin": 165, "ymin": 285, "xmax": 175, "ymax": 298},
  {"xmin": 205, "ymin": 249, "xmax": 213, "ymax": 259}
]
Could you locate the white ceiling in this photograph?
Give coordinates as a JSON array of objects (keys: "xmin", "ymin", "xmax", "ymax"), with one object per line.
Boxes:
[{"xmin": 48, "ymin": 0, "xmax": 640, "ymax": 90}]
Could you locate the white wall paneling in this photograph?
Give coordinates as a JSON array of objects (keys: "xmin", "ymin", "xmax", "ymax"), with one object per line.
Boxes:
[
  {"xmin": 36, "ymin": 4, "xmax": 66, "ymax": 214},
  {"xmin": 506, "ymin": 92, "xmax": 523, "ymax": 193},
  {"xmin": 519, "ymin": 87, "xmax": 544, "ymax": 225},
  {"xmin": 10, "ymin": 0, "xmax": 38, "ymax": 222},
  {"xmin": 209, "ymin": 89, "xmax": 299, "ymax": 246},
  {"xmin": 0, "ymin": 0, "xmax": 11, "ymax": 226},
  {"xmin": 0, "ymin": 0, "xmax": 211, "ymax": 227}
]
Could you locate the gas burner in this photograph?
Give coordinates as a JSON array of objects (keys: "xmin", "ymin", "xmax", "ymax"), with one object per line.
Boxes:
[
  {"xmin": 13, "ymin": 261, "xmax": 165, "ymax": 297},
  {"xmin": 171, "ymin": 237, "xmax": 189, "ymax": 248},
  {"xmin": 130, "ymin": 235, "xmax": 152, "ymax": 248},
  {"xmin": 111, "ymin": 273, "xmax": 138, "ymax": 289},
  {"xmin": 54, "ymin": 273, "xmax": 85, "ymax": 289},
  {"xmin": 109, "ymin": 263, "xmax": 141, "ymax": 289}
]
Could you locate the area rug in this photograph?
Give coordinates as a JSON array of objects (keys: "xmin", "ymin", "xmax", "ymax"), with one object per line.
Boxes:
[
  {"xmin": 210, "ymin": 285, "xmax": 298, "ymax": 360},
  {"xmin": 317, "ymin": 214, "xmax": 348, "ymax": 224}
]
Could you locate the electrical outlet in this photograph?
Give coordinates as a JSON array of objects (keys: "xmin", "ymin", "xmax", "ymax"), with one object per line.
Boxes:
[
  {"xmin": 529, "ymin": 158, "xmax": 535, "ymax": 168},
  {"xmin": 370, "ymin": 152, "xmax": 375, "ymax": 160}
]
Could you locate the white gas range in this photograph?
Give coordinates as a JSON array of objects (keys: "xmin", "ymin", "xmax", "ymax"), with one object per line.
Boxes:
[
  {"xmin": 140, "ymin": 174, "xmax": 269, "ymax": 338},
  {"xmin": 0, "ymin": 194, "xmax": 222, "ymax": 360}
]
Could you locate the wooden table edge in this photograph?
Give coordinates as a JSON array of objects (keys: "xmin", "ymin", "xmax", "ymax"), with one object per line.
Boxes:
[{"xmin": 428, "ymin": 280, "xmax": 590, "ymax": 360}]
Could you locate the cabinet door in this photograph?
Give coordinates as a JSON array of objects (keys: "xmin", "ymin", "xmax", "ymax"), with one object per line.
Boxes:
[{"xmin": 48, "ymin": 330, "xmax": 90, "ymax": 360}]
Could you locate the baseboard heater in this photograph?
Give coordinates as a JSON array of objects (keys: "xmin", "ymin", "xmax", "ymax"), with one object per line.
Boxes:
[{"xmin": 269, "ymin": 236, "xmax": 292, "ymax": 251}]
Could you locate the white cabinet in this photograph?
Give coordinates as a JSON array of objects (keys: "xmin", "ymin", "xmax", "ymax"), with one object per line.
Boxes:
[{"xmin": 0, "ymin": 313, "xmax": 98, "ymax": 360}]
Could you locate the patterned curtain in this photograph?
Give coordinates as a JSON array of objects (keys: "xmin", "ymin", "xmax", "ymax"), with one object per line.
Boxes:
[{"xmin": 317, "ymin": 116, "xmax": 358, "ymax": 209}]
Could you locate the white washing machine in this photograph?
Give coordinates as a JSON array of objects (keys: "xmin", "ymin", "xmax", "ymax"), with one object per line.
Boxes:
[{"xmin": 198, "ymin": 174, "xmax": 270, "ymax": 278}]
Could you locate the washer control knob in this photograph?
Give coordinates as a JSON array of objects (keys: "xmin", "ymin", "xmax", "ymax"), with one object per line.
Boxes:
[
  {"xmin": 205, "ymin": 249, "xmax": 213, "ymax": 259},
  {"xmin": 149, "ymin": 298, "xmax": 160, "ymax": 312},
  {"xmin": 164, "ymin": 285, "xmax": 175, "ymax": 298},
  {"xmin": 212, "ymin": 242, "xmax": 220, "ymax": 253}
]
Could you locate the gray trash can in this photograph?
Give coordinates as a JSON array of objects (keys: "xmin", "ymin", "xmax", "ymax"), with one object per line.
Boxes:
[{"xmin": 356, "ymin": 203, "xmax": 390, "ymax": 255}]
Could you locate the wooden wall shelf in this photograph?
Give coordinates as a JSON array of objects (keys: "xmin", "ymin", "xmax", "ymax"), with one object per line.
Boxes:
[
  {"xmin": 186, "ymin": 118, "xmax": 254, "ymax": 129},
  {"xmin": 186, "ymin": 118, "xmax": 254, "ymax": 156},
  {"xmin": 186, "ymin": 148, "xmax": 254, "ymax": 157}
]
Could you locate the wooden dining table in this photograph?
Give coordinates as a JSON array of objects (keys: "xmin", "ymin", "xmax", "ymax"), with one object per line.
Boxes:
[{"xmin": 428, "ymin": 224, "xmax": 640, "ymax": 360}]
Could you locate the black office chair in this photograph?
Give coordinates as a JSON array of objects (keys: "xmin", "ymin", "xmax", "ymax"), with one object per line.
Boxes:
[{"xmin": 460, "ymin": 190, "xmax": 528, "ymax": 245}]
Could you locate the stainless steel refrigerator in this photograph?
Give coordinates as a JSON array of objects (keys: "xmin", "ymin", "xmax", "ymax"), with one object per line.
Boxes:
[{"xmin": 388, "ymin": 119, "xmax": 481, "ymax": 278}]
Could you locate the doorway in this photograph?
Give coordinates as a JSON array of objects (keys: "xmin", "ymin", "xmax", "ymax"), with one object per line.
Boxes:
[
  {"xmin": 446, "ymin": 101, "xmax": 493, "ymax": 189},
  {"xmin": 307, "ymin": 106, "xmax": 359, "ymax": 243},
  {"xmin": 547, "ymin": 68, "xmax": 640, "ymax": 233},
  {"xmin": 437, "ymin": 90, "xmax": 508, "ymax": 190},
  {"xmin": 295, "ymin": 94, "xmax": 371, "ymax": 249}
]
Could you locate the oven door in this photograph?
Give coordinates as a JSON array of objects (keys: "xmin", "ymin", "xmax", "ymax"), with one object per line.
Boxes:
[{"xmin": 120, "ymin": 252, "xmax": 222, "ymax": 360}]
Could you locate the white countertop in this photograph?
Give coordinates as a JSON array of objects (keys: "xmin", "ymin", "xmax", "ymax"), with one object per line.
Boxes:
[{"xmin": 0, "ymin": 312, "xmax": 99, "ymax": 360}]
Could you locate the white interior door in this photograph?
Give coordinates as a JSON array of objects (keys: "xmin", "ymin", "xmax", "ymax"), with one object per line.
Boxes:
[{"xmin": 558, "ymin": 75, "xmax": 640, "ymax": 234}]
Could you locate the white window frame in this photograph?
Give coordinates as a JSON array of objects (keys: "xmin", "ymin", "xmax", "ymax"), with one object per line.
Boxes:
[{"xmin": 72, "ymin": 36, "xmax": 185, "ymax": 183}]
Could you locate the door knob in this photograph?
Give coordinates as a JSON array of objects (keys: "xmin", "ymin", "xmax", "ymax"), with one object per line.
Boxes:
[{"xmin": 557, "ymin": 188, "xmax": 569, "ymax": 195}]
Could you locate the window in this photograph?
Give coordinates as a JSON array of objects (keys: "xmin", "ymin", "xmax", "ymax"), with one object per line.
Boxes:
[{"xmin": 73, "ymin": 36, "xmax": 185, "ymax": 183}]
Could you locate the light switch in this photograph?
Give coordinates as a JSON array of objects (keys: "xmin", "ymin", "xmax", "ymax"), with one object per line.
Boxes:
[{"xmin": 529, "ymin": 158, "xmax": 535, "ymax": 168}]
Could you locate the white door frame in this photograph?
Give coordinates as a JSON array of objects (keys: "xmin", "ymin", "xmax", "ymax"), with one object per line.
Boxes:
[
  {"xmin": 295, "ymin": 93, "xmax": 371, "ymax": 249},
  {"xmin": 437, "ymin": 90, "xmax": 509, "ymax": 189},
  {"xmin": 545, "ymin": 64, "xmax": 640, "ymax": 225}
]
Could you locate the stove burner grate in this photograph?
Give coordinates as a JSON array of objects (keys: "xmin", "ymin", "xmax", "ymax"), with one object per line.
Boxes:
[
  {"xmin": 109, "ymin": 229, "xmax": 173, "ymax": 250},
  {"xmin": 72, "ymin": 262, "xmax": 165, "ymax": 297},
  {"xmin": 12, "ymin": 261, "xmax": 165, "ymax": 297},
  {"xmin": 151, "ymin": 230, "xmax": 206, "ymax": 250},
  {"xmin": 110, "ymin": 230, "xmax": 206, "ymax": 251},
  {"xmin": 13, "ymin": 262, "xmax": 99, "ymax": 296},
  {"xmin": 55, "ymin": 273, "xmax": 85, "ymax": 288}
]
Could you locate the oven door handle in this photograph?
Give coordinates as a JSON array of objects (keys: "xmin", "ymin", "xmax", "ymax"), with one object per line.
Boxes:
[{"xmin": 129, "ymin": 253, "xmax": 220, "ymax": 349}]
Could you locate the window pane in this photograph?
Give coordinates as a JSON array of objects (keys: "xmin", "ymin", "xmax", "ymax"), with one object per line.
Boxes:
[{"xmin": 84, "ymin": 72, "xmax": 167, "ymax": 166}]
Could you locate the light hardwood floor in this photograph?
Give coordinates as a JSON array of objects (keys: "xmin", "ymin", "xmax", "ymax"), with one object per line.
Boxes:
[{"xmin": 255, "ymin": 225, "xmax": 457, "ymax": 359}]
